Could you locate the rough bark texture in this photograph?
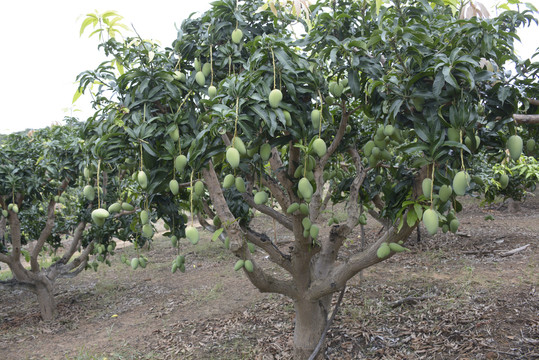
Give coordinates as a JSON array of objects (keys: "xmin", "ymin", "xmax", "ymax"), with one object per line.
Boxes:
[
  {"xmin": 35, "ymin": 279, "xmax": 57, "ymax": 321},
  {"xmin": 293, "ymin": 298, "xmax": 329, "ymax": 360}
]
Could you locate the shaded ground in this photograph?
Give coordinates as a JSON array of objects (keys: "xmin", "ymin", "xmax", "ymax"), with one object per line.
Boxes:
[{"xmin": 0, "ymin": 193, "xmax": 537, "ymax": 359}]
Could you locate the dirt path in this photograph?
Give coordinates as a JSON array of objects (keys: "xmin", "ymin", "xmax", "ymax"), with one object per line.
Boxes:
[{"xmin": 1, "ymin": 193, "xmax": 537, "ymax": 359}]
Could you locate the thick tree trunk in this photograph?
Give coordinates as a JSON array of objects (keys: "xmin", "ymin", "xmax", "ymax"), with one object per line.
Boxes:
[
  {"xmin": 293, "ymin": 298, "xmax": 329, "ymax": 359},
  {"xmin": 34, "ymin": 279, "xmax": 57, "ymax": 321}
]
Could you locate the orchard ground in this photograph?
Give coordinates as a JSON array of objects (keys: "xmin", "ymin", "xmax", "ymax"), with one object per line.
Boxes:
[{"xmin": 0, "ymin": 193, "xmax": 537, "ymax": 360}]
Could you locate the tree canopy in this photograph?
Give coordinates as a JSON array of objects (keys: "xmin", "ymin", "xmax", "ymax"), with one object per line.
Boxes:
[{"xmin": 1, "ymin": 0, "xmax": 537, "ymax": 357}]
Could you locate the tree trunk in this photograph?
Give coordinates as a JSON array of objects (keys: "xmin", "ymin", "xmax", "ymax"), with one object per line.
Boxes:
[
  {"xmin": 34, "ymin": 280, "xmax": 57, "ymax": 321},
  {"xmin": 293, "ymin": 297, "xmax": 329, "ymax": 359}
]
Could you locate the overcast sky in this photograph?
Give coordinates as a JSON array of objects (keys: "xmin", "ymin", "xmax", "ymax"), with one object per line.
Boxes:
[{"xmin": 0, "ymin": 0, "xmax": 537, "ymax": 134}]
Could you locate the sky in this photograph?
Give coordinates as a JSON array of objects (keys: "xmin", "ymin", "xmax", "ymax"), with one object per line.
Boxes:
[
  {"xmin": 0, "ymin": 0, "xmax": 537, "ymax": 134},
  {"xmin": 0, "ymin": 0, "xmax": 212, "ymax": 134}
]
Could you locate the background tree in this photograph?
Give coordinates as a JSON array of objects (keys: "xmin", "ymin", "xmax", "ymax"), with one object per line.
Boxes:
[
  {"xmin": 75, "ymin": 0, "xmax": 538, "ymax": 357},
  {"xmin": 0, "ymin": 119, "xmax": 155, "ymax": 320}
]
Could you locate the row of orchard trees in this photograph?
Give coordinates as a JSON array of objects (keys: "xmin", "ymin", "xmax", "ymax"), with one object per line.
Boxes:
[{"xmin": 1, "ymin": 0, "xmax": 538, "ymax": 357}]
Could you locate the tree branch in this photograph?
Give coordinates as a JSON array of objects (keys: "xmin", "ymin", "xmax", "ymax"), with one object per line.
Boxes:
[
  {"xmin": 243, "ymin": 193, "xmax": 293, "ymax": 231},
  {"xmin": 62, "ymin": 240, "xmax": 95, "ymax": 274},
  {"xmin": 60, "ymin": 221, "xmax": 87, "ymax": 264},
  {"xmin": 269, "ymin": 147, "xmax": 295, "ymax": 202},
  {"xmin": 245, "ymin": 227, "xmax": 292, "ymax": 273},
  {"xmin": 201, "ymin": 200, "xmax": 216, "ymax": 220},
  {"xmin": 260, "ymin": 172, "xmax": 290, "ymax": 215},
  {"xmin": 316, "ymin": 147, "xmax": 367, "ymax": 265},
  {"xmin": 368, "ymin": 209, "xmax": 391, "ymax": 228},
  {"xmin": 31, "ymin": 199, "xmax": 57, "ymax": 272},
  {"xmin": 320, "ymin": 108, "xmax": 349, "ymax": 169},
  {"xmin": 246, "ymin": 171, "xmax": 293, "ymax": 230},
  {"xmin": 203, "ymin": 162, "xmax": 297, "ymax": 298},
  {"xmin": 197, "ymin": 213, "xmax": 216, "ymax": 232},
  {"xmin": 288, "ymin": 141, "xmax": 301, "ymax": 185},
  {"xmin": 308, "ymin": 286, "xmax": 346, "ymax": 360},
  {"xmin": 372, "ymin": 194, "xmax": 385, "ymax": 212},
  {"xmin": 513, "ymin": 114, "xmax": 539, "ymax": 124},
  {"xmin": 202, "ymin": 162, "xmax": 248, "ymax": 252},
  {"xmin": 308, "ymin": 216, "xmax": 416, "ymax": 300},
  {"xmin": 241, "ymin": 254, "xmax": 297, "ymax": 298},
  {"xmin": 8, "ymin": 211, "xmax": 22, "ymax": 262},
  {"xmin": 311, "ymin": 108, "xmax": 350, "ymax": 220},
  {"xmin": 0, "ymin": 252, "xmax": 11, "ymax": 265},
  {"xmin": 343, "ymin": 147, "xmax": 367, "ymax": 230},
  {"xmin": 58, "ymin": 262, "xmax": 87, "ymax": 278},
  {"xmin": 0, "ymin": 278, "xmax": 35, "ymax": 292}
]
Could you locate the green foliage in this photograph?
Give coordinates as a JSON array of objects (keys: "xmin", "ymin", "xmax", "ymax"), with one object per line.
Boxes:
[
  {"xmin": 71, "ymin": 0, "xmax": 538, "ymax": 281},
  {"xmin": 79, "ymin": 10, "xmax": 130, "ymax": 41}
]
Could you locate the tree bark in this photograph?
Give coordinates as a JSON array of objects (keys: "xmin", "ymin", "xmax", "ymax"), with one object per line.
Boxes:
[
  {"xmin": 34, "ymin": 279, "xmax": 57, "ymax": 321},
  {"xmin": 293, "ymin": 298, "xmax": 329, "ymax": 360},
  {"xmin": 513, "ymin": 114, "xmax": 539, "ymax": 124}
]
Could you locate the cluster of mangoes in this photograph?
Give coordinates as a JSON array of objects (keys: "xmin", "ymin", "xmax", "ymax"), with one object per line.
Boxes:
[{"xmin": 363, "ymin": 124, "xmax": 401, "ymax": 167}]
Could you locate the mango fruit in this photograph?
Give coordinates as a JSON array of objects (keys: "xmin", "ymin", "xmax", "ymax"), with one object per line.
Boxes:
[
  {"xmin": 438, "ymin": 185, "xmax": 452, "ymax": 203},
  {"xmin": 254, "ymin": 191, "xmax": 268, "ymax": 205},
  {"xmin": 175, "ymin": 155, "xmax": 188, "ymax": 173},
  {"xmin": 170, "ymin": 179, "xmax": 179, "ymax": 195},
  {"xmin": 499, "ymin": 174, "xmax": 509, "ymax": 189},
  {"xmin": 269, "ymin": 89, "xmax": 283, "ymax": 108},
  {"xmin": 91, "ymin": 208, "xmax": 109, "ymax": 226},
  {"xmin": 422, "ymin": 178, "xmax": 432, "ymax": 199},
  {"xmin": 223, "ymin": 174, "xmax": 235, "ymax": 188},
  {"xmin": 422, "ymin": 209, "xmax": 439, "ymax": 235},
  {"xmin": 194, "ymin": 180, "xmax": 204, "ymax": 196},
  {"xmin": 244, "ymin": 259, "xmax": 254, "ymax": 272},
  {"xmin": 186, "ymin": 225, "xmax": 199, "ymax": 245},
  {"xmin": 142, "ymin": 224, "xmax": 153, "ymax": 238},
  {"xmin": 507, "ymin": 135, "xmax": 523, "ymax": 161},
  {"xmin": 376, "ymin": 243, "xmax": 391, "ymax": 259},
  {"xmin": 234, "ymin": 259, "xmax": 245, "ymax": 271},
  {"xmin": 137, "ymin": 171, "xmax": 148, "ymax": 189},
  {"xmin": 195, "ymin": 71, "xmax": 206, "ymax": 86},
  {"xmin": 208, "ymin": 85, "xmax": 217, "ymax": 99},
  {"xmin": 287, "ymin": 202, "xmax": 299, "ymax": 214},
  {"xmin": 226, "ymin": 147, "xmax": 240, "ymax": 168},
  {"xmin": 260, "ymin": 143, "xmax": 271, "ymax": 162},
  {"xmin": 235, "ymin": 177, "xmax": 246, "ymax": 193},
  {"xmin": 452, "ymin": 171, "xmax": 469, "ymax": 196},
  {"xmin": 231, "ymin": 28, "xmax": 243, "ymax": 44},
  {"xmin": 298, "ymin": 177, "xmax": 313, "ymax": 200},
  {"xmin": 312, "ymin": 138, "xmax": 327, "ymax": 157}
]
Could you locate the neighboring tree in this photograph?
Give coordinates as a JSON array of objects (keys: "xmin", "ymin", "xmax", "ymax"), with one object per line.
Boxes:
[
  {"xmin": 75, "ymin": 0, "xmax": 538, "ymax": 357},
  {"xmin": 0, "ymin": 11, "xmax": 187, "ymax": 322},
  {"xmin": 0, "ymin": 120, "xmax": 153, "ymax": 320},
  {"xmin": 0, "ymin": 121, "xmax": 90, "ymax": 320}
]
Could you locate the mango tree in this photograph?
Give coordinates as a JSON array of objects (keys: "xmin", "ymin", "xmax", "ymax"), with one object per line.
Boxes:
[
  {"xmin": 76, "ymin": 0, "xmax": 538, "ymax": 357},
  {"xmin": 0, "ymin": 119, "xmax": 162, "ymax": 320}
]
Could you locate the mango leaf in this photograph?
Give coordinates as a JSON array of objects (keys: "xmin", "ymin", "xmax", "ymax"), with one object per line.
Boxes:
[
  {"xmin": 433, "ymin": 71, "xmax": 444, "ymax": 97},
  {"xmin": 406, "ymin": 209, "xmax": 418, "ymax": 227},
  {"xmin": 498, "ymin": 86, "xmax": 511, "ymax": 105},
  {"xmin": 347, "ymin": 69, "xmax": 361, "ymax": 97},
  {"xmin": 211, "ymin": 228, "xmax": 224, "ymax": 242},
  {"xmin": 442, "ymin": 66, "xmax": 460, "ymax": 89},
  {"xmin": 21, "ymin": 249, "xmax": 31, "ymax": 263},
  {"xmin": 414, "ymin": 203, "xmax": 423, "ymax": 220},
  {"xmin": 72, "ymin": 87, "xmax": 83, "ymax": 104}
]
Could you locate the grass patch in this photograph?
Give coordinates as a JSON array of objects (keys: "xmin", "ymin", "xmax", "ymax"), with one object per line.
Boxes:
[{"xmin": 0, "ymin": 269, "xmax": 13, "ymax": 280}]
